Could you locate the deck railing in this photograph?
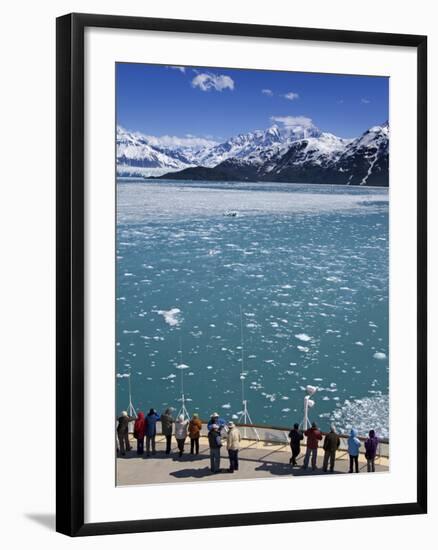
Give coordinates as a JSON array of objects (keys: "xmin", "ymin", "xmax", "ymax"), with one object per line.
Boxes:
[{"xmin": 134, "ymin": 420, "xmax": 389, "ymax": 458}]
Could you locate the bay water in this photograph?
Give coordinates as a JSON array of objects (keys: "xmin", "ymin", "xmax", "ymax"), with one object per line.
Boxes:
[{"xmin": 116, "ymin": 180, "xmax": 389, "ymax": 437}]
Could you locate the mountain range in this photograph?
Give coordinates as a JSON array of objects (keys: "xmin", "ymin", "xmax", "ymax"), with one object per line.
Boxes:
[{"xmin": 117, "ymin": 120, "xmax": 389, "ymax": 186}]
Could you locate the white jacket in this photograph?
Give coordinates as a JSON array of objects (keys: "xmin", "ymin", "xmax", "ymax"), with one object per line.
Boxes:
[
  {"xmin": 175, "ymin": 419, "xmax": 188, "ymax": 439},
  {"xmin": 227, "ymin": 427, "xmax": 241, "ymax": 450}
]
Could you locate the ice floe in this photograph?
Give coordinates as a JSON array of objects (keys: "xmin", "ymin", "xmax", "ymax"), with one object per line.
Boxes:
[
  {"xmin": 295, "ymin": 333, "xmax": 312, "ymax": 342},
  {"xmin": 156, "ymin": 308, "xmax": 181, "ymax": 326}
]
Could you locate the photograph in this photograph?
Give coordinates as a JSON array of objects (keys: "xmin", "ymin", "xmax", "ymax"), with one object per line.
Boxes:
[{"xmin": 115, "ymin": 62, "xmax": 390, "ymax": 486}]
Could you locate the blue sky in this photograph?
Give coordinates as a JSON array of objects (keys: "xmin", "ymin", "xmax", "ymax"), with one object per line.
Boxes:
[{"xmin": 116, "ymin": 63, "xmax": 388, "ymax": 141}]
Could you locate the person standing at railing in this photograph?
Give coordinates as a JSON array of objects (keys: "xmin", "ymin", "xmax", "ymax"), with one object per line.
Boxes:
[
  {"xmin": 288, "ymin": 423, "xmax": 304, "ymax": 466},
  {"xmin": 116, "ymin": 411, "xmax": 136, "ymax": 456},
  {"xmin": 175, "ymin": 415, "xmax": 189, "ymax": 457},
  {"xmin": 226, "ymin": 421, "xmax": 241, "ymax": 472},
  {"xmin": 145, "ymin": 408, "xmax": 160, "ymax": 457},
  {"xmin": 188, "ymin": 413, "xmax": 202, "ymax": 455},
  {"xmin": 302, "ymin": 421, "xmax": 323, "ymax": 471},
  {"xmin": 207, "ymin": 412, "xmax": 227, "ymax": 434},
  {"xmin": 364, "ymin": 429, "xmax": 379, "ymax": 472},
  {"xmin": 133, "ymin": 411, "xmax": 146, "ymax": 455},
  {"xmin": 160, "ymin": 408, "xmax": 175, "ymax": 455},
  {"xmin": 208, "ymin": 424, "xmax": 222, "ymax": 473},
  {"xmin": 322, "ymin": 424, "xmax": 340, "ymax": 472},
  {"xmin": 347, "ymin": 428, "xmax": 361, "ymax": 473}
]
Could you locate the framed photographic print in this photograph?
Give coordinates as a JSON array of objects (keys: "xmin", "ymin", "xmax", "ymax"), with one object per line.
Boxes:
[{"xmin": 56, "ymin": 13, "xmax": 427, "ymax": 536}]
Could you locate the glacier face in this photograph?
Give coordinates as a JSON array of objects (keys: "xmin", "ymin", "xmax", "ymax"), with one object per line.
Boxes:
[{"xmin": 117, "ymin": 121, "xmax": 389, "ymax": 186}]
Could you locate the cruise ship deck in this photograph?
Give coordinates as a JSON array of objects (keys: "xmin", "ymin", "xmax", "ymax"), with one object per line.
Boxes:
[{"xmin": 117, "ymin": 424, "xmax": 389, "ymax": 486}]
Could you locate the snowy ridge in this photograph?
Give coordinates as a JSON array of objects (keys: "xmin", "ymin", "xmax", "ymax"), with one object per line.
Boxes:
[{"xmin": 117, "ymin": 121, "xmax": 389, "ymax": 186}]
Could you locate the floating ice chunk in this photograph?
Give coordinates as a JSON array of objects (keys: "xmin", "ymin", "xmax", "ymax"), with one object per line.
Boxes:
[
  {"xmin": 176, "ymin": 363, "xmax": 190, "ymax": 369},
  {"xmin": 156, "ymin": 308, "xmax": 181, "ymax": 327},
  {"xmin": 116, "ymin": 373, "xmax": 130, "ymax": 378},
  {"xmin": 222, "ymin": 403, "xmax": 231, "ymax": 409},
  {"xmin": 297, "ymin": 345, "xmax": 309, "ymax": 352},
  {"xmin": 295, "ymin": 333, "xmax": 312, "ymax": 342},
  {"xmin": 281, "ymin": 408, "xmax": 291, "ymax": 412},
  {"xmin": 373, "ymin": 352, "xmax": 387, "ymax": 360},
  {"xmin": 355, "ymin": 341, "xmax": 364, "ymax": 346},
  {"xmin": 331, "ymin": 395, "xmax": 389, "ymax": 438}
]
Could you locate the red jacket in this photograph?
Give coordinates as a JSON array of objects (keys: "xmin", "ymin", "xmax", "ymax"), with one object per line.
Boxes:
[
  {"xmin": 304, "ymin": 427, "xmax": 323, "ymax": 449},
  {"xmin": 133, "ymin": 412, "xmax": 147, "ymax": 439}
]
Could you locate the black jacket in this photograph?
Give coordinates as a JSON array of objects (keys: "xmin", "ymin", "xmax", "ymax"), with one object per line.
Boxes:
[
  {"xmin": 289, "ymin": 429, "xmax": 304, "ymax": 450},
  {"xmin": 208, "ymin": 430, "xmax": 222, "ymax": 449},
  {"xmin": 117, "ymin": 415, "xmax": 136, "ymax": 434},
  {"xmin": 323, "ymin": 431, "xmax": 341, "ymax": 452}
]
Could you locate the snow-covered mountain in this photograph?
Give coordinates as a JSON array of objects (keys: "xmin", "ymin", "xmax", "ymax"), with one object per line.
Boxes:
[
  {"xmin": 116, "ymin": 128, "xmax": 197, "ymax": 177},
  {"xmin": 117, "ymin": 121, "xmax": 389, "ymax": 186},
  {"xmin": 333, "ymin": 122, "xmax": 389, "ymax": 186}
]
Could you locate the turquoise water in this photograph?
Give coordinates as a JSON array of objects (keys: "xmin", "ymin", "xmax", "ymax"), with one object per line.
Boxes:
[{"xmin": 116, "ymin": 181, "xmax": 389, "ymax": 437}]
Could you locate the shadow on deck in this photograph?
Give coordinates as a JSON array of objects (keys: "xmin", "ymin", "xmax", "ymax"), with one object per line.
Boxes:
[{"xmin": 117, "ymin": 435, "xmax": 388, "ymax": 486}]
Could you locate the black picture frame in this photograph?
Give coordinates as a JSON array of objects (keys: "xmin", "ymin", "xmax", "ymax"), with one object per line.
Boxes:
[{"xmin": 56, "ymin": 12, "xmax": 427, "ymax": 537}]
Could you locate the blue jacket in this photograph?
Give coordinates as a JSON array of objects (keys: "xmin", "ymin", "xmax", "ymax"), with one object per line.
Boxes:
[
  {"xmin": 347, "ymin": 428, "xmax": 361, "ymax": 456},
  {"xmin": 207, "ymin": 417, "xmax": 226, "ymax": 431},
  {"xmin": 146, "ymin": 412, "xmax": 160, "ymax": 437}
]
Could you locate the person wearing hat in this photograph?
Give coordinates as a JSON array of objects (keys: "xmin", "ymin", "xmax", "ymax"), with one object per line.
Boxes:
[
  {"xmin": 174, "ymin": 414, "xmax": 189, "ymax": 457},
  {"xmin": 116, "ymin": 410, "xmax": 136, "ymax": 456},
  {"xmin": 347, "ymin": 428, "xmax": 361, "ymax": 473},
  {"xmin": 226, "ymin": 421, "xmax": 241, "ymax": 472},
  {"xmin": 207, "ymin": 412, "xmax": 227, "ymax": 434},
  {"xmin": 322, "ymin": 424, "xmax": 341, "ymax": 472},
  {"xmin": 208, "ymin": 423, "xmax": 222, "ymax": 473},
  {"xmin": 188, "ymin": 413, "xmax": 202, "ymax": 455},
  {"xmin": 288, "ymin": 423, "xmax": 304, "ymax": 466}
]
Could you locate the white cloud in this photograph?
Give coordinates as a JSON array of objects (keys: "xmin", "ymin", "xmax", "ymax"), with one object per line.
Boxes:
[
  {"xmin": 169, "ymin": 66, "xmax": 186, "ymax": 73},
  {"xmin": 270, "ymin": 115, "xmax": 314, "ymax": 129},
  {"xmin": 191, "ymin": 72, "xmax": 235, "ymax": 92},
  {"xmin": 145, "ymin": 134, "xmax": 218, "ymax": 149},
  {"xmin": 261, "ymin": 88, "xmax": 273, "ymax": 96},
  {"xmin": 283, "ymin": 91, "xmax": 300, "ymax": 101},
  {"xmin": 361, "ymin": 98, "xmax": 371, "ymax": 104}
]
